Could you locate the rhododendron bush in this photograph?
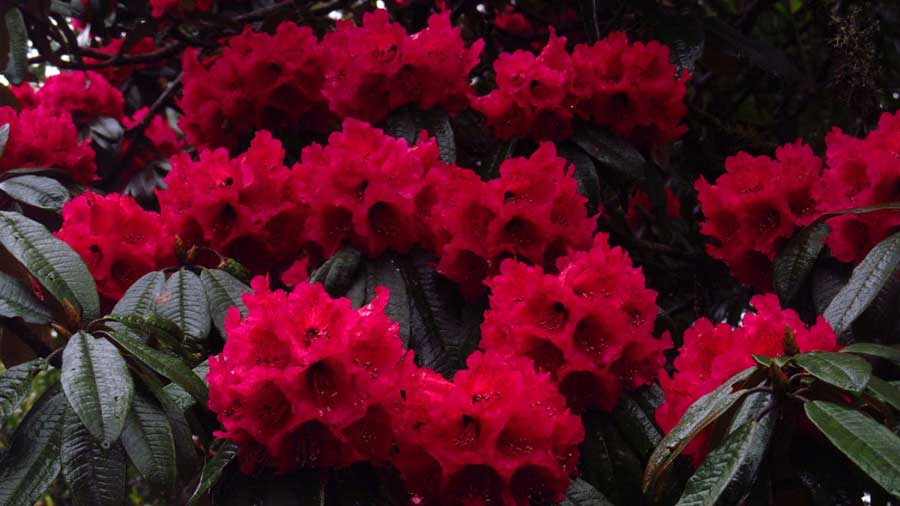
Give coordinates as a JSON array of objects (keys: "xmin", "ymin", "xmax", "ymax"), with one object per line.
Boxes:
[{"xmin": 1, "ymin": 1, "xmax": 899, "ymax": 506}]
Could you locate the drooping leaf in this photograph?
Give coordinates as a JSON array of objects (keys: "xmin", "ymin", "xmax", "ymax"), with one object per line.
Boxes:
[
  {"xmin": 774, "ymin": 222, "xmax": 830, "ymax": 304},
  {"xmin": 161, "ymin": 359, "xmax": 209, "ymax": 412},
  {"xmin": 561, "ymin": 478, "xmax": 615, "ymax": 506},
  {"xmin": 841, "ymin": 343, "xmax": 900, "ymax": 365},
  {"xmin": 0, "ymin": 175, "xmax": 71, "ymax": 211},
  {"xmin": 579, "ymin": 411, "xmax": 619, "ymax": 501},
  {"xmin": 612, "ymin": 393, "xmax": 662, "ymax": 459},
  {"xmin": 200, "ymin": 269, "xmax": 251, "ymax": 337},
  {"xmin": 188, "ymin": 439, "xmax": 239, "ymax": 505},
  {"xmin": 423, "ymin": 108, "xmax": 456, "ymax": 164},
  {"xmin": 866, "ymin": 377, "xmax": 900, "ymax": 412},
  {"xmin": 104, "ymin": 330, "xmax": 208, "ymax": 405},
  {"xmin": 703, "ymin": 16, "xmax": 803, "ymax": 81},
  {"xmin": 112, "ymin": 270, "xmax": 165, "ymax": 317},
  {"xmin": 61, "ymin": 408, "xmax": 127, "ymax": 506},
  {"xmin": 0, "ymin": 391, "xmax": 66, "ymax": 506},
  {"xmin": 675, "ymin": 412, "xmax": 776, "ymax": 506},
  {"xmin": 804, "ymin": 401, "xmax": 900, "ymax": 498},
  {"xmin": 824, "ymin": 231, "xmax": 900, "ymax": 335},
  {"xmin": 0, "ymin": 271, "xmax": 52, "ymax": 324},
  {"xmin": 3, "ymin": 8, "xmax": 28, "ymax": 85},
  {"xmin": 309, "ymin": 247, "xmax": 363, "ymax": 298},
  {"xmin": 571, "ymin": 126, "xmax": 647, "ymax": 181},
  {"xmin": 61, "ymin": 332, "xmax": 134, "ymax": 446},
  {"xmin": 0, "ymin": 358, "xmax": 46, "ymax": 421},
  {"xmin": 795, "ymin": 351, "xmax": 873, "ymax": 394},
  {"xmin": 109, "ymin": 313, "xmax": 187, "ymax": 355},
  {"xmin": 120, "ymin": 392, "xmax": 177, "ymax": 491},
  {"xmin": 643, "ymin": 367, "xmax": 758, "ymax": 494},
  {"xmin": 558, "ymin": 143, "xmax": 601, "ymax": 216},
  {"xmin": 0, "ymin": 210, "xmax": 100, "ymax": 322},
  {"xmin": 158, "ymin": 269, "xmax": 210, "ymax": 345}
]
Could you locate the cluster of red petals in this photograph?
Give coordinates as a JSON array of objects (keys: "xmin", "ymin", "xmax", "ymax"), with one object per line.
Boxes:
[
  {"xmin": 85, "ymin": 37, "xmax": 159, "ymax": 86},
  {"xmin": 427, "ymin": 142, "xmax": 596, "ymax": 296},
  {"xmin": 656, "ymin": 293, "xmax": 838, "ymax": 460},
  {"xmin": 473, "ymin": 31, "xmax": 689, "ymax": 143},
  {"xmin": 814, "ymin": 111, "xmax": 900, "ymax": 263},
  {"xmin": 150, "ymin": 0, "xmax": 214, "ymax": 18},
  {"xmin": 31, "ymin": 71, "xmax": 125, "ymax": 126},
  {"xmin": 122, "ymin": 107, "xmax": 184, "ymax": 172},
  {"xmin": 156, "ymin": 131, "xmax": 310, "ymax": 273},
  {"xmin": 55, "ymin": 192, "xmax": 174, "ymax": 300},
  {"xmin": 0, "ymin": 106, "xmax": 96, "ymax": 183},
  {"xmin": 322, "ymin": 11, "xmax": 483, "ymax": 124},
  {"xmin": 207, "ymin": 280, "xmax": 411, "ymax": 472},
  {"xmin": 179, "ymin": 22, "xmax": 330, "ymax": 150},
  {"xmin": 292, "ymin": 119, "xmax": 442, "ymax": 258},
  {"xmin": 695, "ymin": 142, "xmax": 821, "ymax": 289},
  {"xmin": 390, "ymin": 351, "xmax": 583, "ymax": 505},
  {"xmin": 481, "ymin": 233, "xmax": 669, "ymax": 413}
]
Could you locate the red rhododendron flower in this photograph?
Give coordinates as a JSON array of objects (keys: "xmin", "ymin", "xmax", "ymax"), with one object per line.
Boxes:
[
  {"xmin": 150, "ymin": 0, "xmax": 214, "ymax": 18},
  {"xmin": 157, "ymin": 130, "xmax": 310, "ymax": 273},
  {"xmin": 494, "ymin": 6, "xmax": 536, "ymax": 37},
  {"xmin": 9, "ymin": 83, "xmax": 38, "ymax": 109},
  {"xmin": 322, "ymin": 11, "xmax": 483, "ymax": 123},
  {"xmin": 33, "ymin": 71, "xmax": 124, "ymax": 125},
  {"xmin": 0, "ymin": 106, "xmax": 96, "ymax": 183},
  {"xmin": 293, "ymin": 118, "xmax": 443, "ymax": 257},
  {"xmin": 696, "ymin": 142, "xmax": 822, "ymax": 289},
  {"xmin": 121, "ymin": 107, "xmax": 184, "ymax": 173},
  {"xmin": 55, "ymin": 192, "xmax": 174, "ymax": 300},
  {"xmin": 813, "ymin": 111, "xmax": 900, "ymax": 263},
  {"xmin": 179, "ymin": 21, "xmax": 330, "ymax": 150},
  {"xmin": 428, "ymin": 142, "xmax": 596, "ymax": 296},
  {"xmin": 656, "ymin": 293, "xmax": 838, "ymax": 461},
  {"xmin": 85, "ymin": 37, "xmax": 159, "ymax": 86},
  {"xmin": 207, "ymin": 279, "xmax": 411, "ymax": 472},
  {"xmin": 481, "ymin": 233, "xmax": 668, "ymax": 412},
  {"xmin": 390, "ymin": 351, "xmax": 583, "ymax": 505}
]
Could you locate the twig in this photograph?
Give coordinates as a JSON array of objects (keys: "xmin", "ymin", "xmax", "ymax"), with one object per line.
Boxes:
[{"xmin": 118, "ymin": 72, "xmax": 183, "ymax": 173}]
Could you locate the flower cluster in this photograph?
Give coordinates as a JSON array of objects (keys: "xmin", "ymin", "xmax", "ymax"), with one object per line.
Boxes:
[
  {"xmin": 473, "ymin": 31, "xmax": 689, "ymax": 143},
  {"xmin": 0, "ymin": 106, "xmax": 96, "ymax": 183},
  {"xmin": 427, "ymin": 142, "xmax": 596, "ymax": 296},
  {"xmin": 481, "ymin": 234, "xmax": 669, "ymax": 412},
  {"xmin": 30, "ymin": 71, "xmax": 124, "ymax": 126},
  {"xmin": 85, "ymin": 37, "xmax": 159, "ymax": 86},
  {"xmin": 179, "ymin": 22, "xmax": 330, "ymax": 150},
  {"xmin": 656, "ymin": 294, "xmax": 838, "ymax": 459},
  {"xmin": 390, "ymin": 352, "xmax": 583, "ymax": 505},
  {"xmin": 156, "ymin": 131, "xmax": 310, "ymax": 273},
  {"xmin": 695, "ymin": 142, "xmax": 821, "ymax": 289},
  {"xmin": 207, "ymin": 280, "xmax": 411, "ymax": 472},
  {"xmin": 55, "ymin": 192, "xmax": 174, "ymax": 300},
  {"xmin": 322, "ymin": 11, "xmax": 483, "ymax": 124}
]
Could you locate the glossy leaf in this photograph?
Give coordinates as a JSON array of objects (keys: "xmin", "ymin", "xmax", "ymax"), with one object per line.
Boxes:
[
  {"xmin": 158, "ymin": 269, "xmax": 210, "ymax": 344},
  {"xmin": 120, "ymin": 392, "xmax": 177, "ymax": 490},
  {"xmin": 795, "ymin": 351, "xmax": 873, "ymax": 394},
  {"xmin": 0, "ymin": 271, "xmax": 52, "ymax": 324},
  {"xmin": 774, "ymin": 221, "xmax": 830, "ymax": 304},
  {"xmin": 562, "ymin": 478, "xmax": 615, "ymax": 506},
  {"xmin": 61, "ymin": 408, "xmax": 127, "ymax": 506},
  {"xmin": 308, "ymin": 247, "xmax": 362, "ymax": 298},
  {"xmin": 188, "ymin": 439, "xmax": 239, "ymax": 505},
  {"xmin": 0, "ymin": 358, "xmax": 46, "ymax": 422},
  {"xmin": 841, "ymin": 343, "xmax": 900, "ymax": 365},
  {"xmin": 200, "ymin": 268, "xmax": 251, "ymax": 337},
  {"xmin": 3, "ymin": 8, "xmax": 28, "ymax": 85},
  {"xmin": 112, "ymin": 270, "xmax": 165, "ymax": 317},
  {"xmin": 866, "ymin": 377, "xmax": 900, "ymax": 412},
  {"xmin": 161, "ymin": 359, "xmax": 210, "ymax": 412},
  {"xmin": 571, "ymin": 126, "xmax": 647, "ymax": 181},
  {"xmin": 0, "ymin": 175, "xmax": 71, "ymax": 211}
]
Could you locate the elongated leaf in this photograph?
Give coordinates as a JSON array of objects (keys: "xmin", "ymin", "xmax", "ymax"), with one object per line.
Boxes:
[
  {"xmin": 104, "ymin": 330, "xmax": 208, "ymax": 405},
  {"xmin": 162, "ymin": 359, "xmax": 209, "ymax": 412},
  {"xmin": 109, "ymin": 313, "xmax": 186, "ymax": 353},
  {"xmin": 558, "ymin": 144, "xmax": 601, "ymax": 216},
  {"xmin": 61, "ymin": 408, "xmax": 127, "ymax": 506},
  {"xmin": 0, "ymin": 271, "xmax": 52, "ymax": 323},
  {"xmin": 158, "ymin": 269, "xmax": 210, "ymax": 344},
  {"xmin": 120, "ymin": 392, "xmax": 177, "ymax": 490},
  {"xmin": 841, "ymin": 343, "xmax": 900, "ymax": 365},
  {"xmin": 703, "ymin": 17, "xmax": 802, "ymax": 81},
  {"xmin": 795, "ymin": 352, "xmax": 873, "ymax": 394},
  {"xmin": 825, "ymin": 232, "xmax": 900, "ymax": 335},
  {"xmin": 61, "ymin": 332, "xmax": 134, "ymax": 445},
  {"xmin": 0, "ymin": 391, "xmax": 66, "ymax": 506},
  {"xmin": 112, "ymin": 270, "xmax": 165, "ymax": 317},
  {"xmin": 0, "ymin": 175, "xmax": 71, "ymax": 211},
  {"xmin": 201, "ymin": 269, "xmax": 250, "ymax": 337},
  {"xmin": 0, "ymin": 358, "xmax": 45, "ymax": 421},
  {"xmin": 804, "ymin": 401, "xmax": 900, "ymax": 498},
  {"xmin": 3, "ymin": 8, "xmax": 28, "ymax": 85},
  {"xmin": 643, "ymin": 367, "xmax": 758, "ymax": 494},
  {"xmin": 309, "ymin": 247, "xmax": 362, "ymax": 298},
  {"xmin": 562, "ymin": 478, "xmax": 615, "ymax": 506},
  {"xmin": 866, "ymin": 377, "xmax": 900, "ymax": 412},
  {"xmin": 676, "ymin": 413, "xmax": 776, "ymax": 506},
  {"xmin": 612, "ymin": 393, "xmax": 662, "ymax": 459},
  {"xmin": 0, "ymin": 210, "xmax": 100, "ymax": 321},
  {"xmin": 571, "ymin": 126, "xmax": 646, "ymax": 181},
  {"xmin": 774, "ymin": 222, "xmax": 830, "ymax": 304},
  {"xmin": 423, "ymin": 108, "xmax": 456, "ymax": 164},
  {"xmin": 188, "ymin": 439, "xmax": 239, "ymax": 505},
  {"xmin": 0, "ymin": 123, "xmax": 9, "ymax": 158}
]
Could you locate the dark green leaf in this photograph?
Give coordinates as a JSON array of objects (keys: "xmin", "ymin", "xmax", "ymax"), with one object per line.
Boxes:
[
  {"xmin": 571, "ymin": 126, "xmax": 647, "ymax": 181},
  {"xmin": 104, "ymin": 330, "xmax": 208, "ymax": 405},
  {"xmin": 866, "ymin": 377, "xmax": 900, "ymax": 412},
  {"xmin": 0, "ymin": 210, "xmax": 100, "ymax": 322},
  {"xmin": 676, "ymin": 413, "xmax": 776, "ymax": 506},
  {"xmin": 0, "ymin": 175, "xmax": 71, "ymax": 211},
  {"xmin": 120, "ymin": 392, "xmax": 177, "ymax": 490},
  {"xmin": 200, "ymin": 269, "xmax": 251, "ymax": 337},
  {"xmin": 0, "ymin": 271, "xmax": 52, "ymax": 324},
  {"xmin": 0, "ymin": 391, "xmax": 66, "ymax": 506},
  {"xmin": 158, "ymin": 269, "xmax": 210, "ymax": 344},
  {"xmin": 643, "ymin": 367, "xmax": 758, "ymax": 494},
  {"xmin": 111, "ymin": 270, "xmax": 165, "ymax": 318},
  {"xmin": 841, "ymin": 343, "xmax": 900, "ymax": 365},
  {"xmin": 382, "ymin": 108, "xmax": 418, "ymax": 145},
  {"xmin": 656, "ymin": 14, "xmax": 705, "ymax": 73},
  {"xmin": 562, "ymin": 478, "xmax": 615, "ymax": 506},
  {"xmin": 3, "ymin": 8, "xmax": 28, "ymax": 85},
  {"xmin": 188, "ymin": 439, "xmax": 238, "ymax": 505},
  {"xmin": 774, "ymin": 222, "xmax": 830, "ymax": 304},
  {"xmin": 161, "ymin": 359, "xmax": 209, "ymax": 412},
  {"xmin": 795, "ymin": 351, "xmax": 873, "ymax": 394},
  {"xmin": 703, "ymin": 17, "xmax": 803, "ymax": 81},
  {"xmin": 0, "ymin": 358, "xmax": 46, "ymax": 422},
  {"xmin": 423, "ymin": 108, "xmax": 456, "ymax": 164},
  {"xmin": 61, "ymin": 408, "xmax": 127, "ymax": 506},
  {"xmin": 309, "ymin": 247, "xmax": 363, "ymax": 298},
  {"xmin": 612, "ymin": 393, "xmax": 662, "ymax": 459},
  {"xmin": 61, "ymin": 332, "xmax": 134, "ymax": 446},
  {"xmin": 109, "ymin": 313, "xmax": 187, "ymax": 354},
  {"xmin": 804, "ymin": 401, "xmax": 900, "ymax": 498},
  {"xmin": 0, "ymin": 123, "xmax": 10, "ymax": 159},
  {"xmin": 824, "ymin": 231, "xmax": 900, "ymax": 335},
  {"xmin": 579, "ymin": 411, "xmax": 618, "ymax": 501},
  {"xmin": 558, "ymin": 144, "xmax": 601, "ymax": 216}
]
